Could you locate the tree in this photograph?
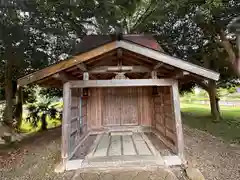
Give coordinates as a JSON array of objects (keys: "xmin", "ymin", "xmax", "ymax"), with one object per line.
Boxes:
[
  {"xmin": 0, "ymin": 0, "xmax": 91, "ymax": 128},
  {"xmin": 140, "ymin": 0, "xmax": 240, "ymax": 121}
]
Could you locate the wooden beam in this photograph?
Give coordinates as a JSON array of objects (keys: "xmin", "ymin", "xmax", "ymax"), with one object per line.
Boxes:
[
  {"xmin": 151, "ymin": 71, "xmax": 158, "ymax": 79},
  {"xmin": 69, "ymin": 79, "xmax": 174, "ymax": 88},
  {"xmin": 18, "ymin": 40, "xmax": 219, "ymax": 86},
  {"xmin": 89, "ymin": 66, "xmax": 150, "ymax": 74},
  {"xmin": 173, "ymin": 71, "xmax": 190, "ymax": 79},
  {"xmin": 171, "ymin": 81, "xmax": 185, "ymax": 162},
  {"xmin": 76, "ymin": 63, "xmax": 87, "ymax": 72},
  {"xmin": 153, "ymin": 62, "xmax": 164, "ymax": 70},
  {"xmin": 52, "ymin": 72, "xmax": 73, "ymax": 82},
  {"xmin": 83, "ymin": 72, "xmax": 89, "ymax": 80},
  {"xmin": 17, "ymin": 42, "xmax": 117, "ymax": 86},
  {"xmin": 88, "ymin": 57, "xmax": 118, "ymax": 68},
  {"xmin": 77, "ymin": 63, "xmax": 97, "ymax": 80},
  {"xmin": 117, "ymin": 41, "xmax": 220, "ymax": 81},
  {"xmin": 62, "ymin": 82, "xmax": 71, "ymax": 169},
  {"xmin": 117, "ymin": 48, "xmax": 123, "ymax": 58}
]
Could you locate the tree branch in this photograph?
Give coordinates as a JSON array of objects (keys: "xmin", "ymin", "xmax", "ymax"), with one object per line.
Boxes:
[
  {"xmin": 218, "ymin": 29, "xmax": 239, "ymax": 75},
  {"xmin": 195, "ymin": 80, "xmax": 209, "ymax": 92},
  {"xmin": 130, "ymin": 0, "xmax": 160, "ymax": 33}
]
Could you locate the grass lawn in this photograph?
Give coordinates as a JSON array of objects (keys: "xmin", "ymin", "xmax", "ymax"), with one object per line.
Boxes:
[{"xmin": 181, "ymin": 103, "xmax": 240, "ymax": 143}]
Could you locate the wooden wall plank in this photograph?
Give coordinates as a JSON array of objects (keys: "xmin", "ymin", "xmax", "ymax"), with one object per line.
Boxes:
[
  {"xmin": 153, "ymin": 86, "xmax": 178, "ymax": 153},
  {"xmin": 87, "ymin": 87, "xmax": 153, "ymax": 130},
  {"xmin": 87, "ymin": 88, "xmax": 103, "ymax": 130}
]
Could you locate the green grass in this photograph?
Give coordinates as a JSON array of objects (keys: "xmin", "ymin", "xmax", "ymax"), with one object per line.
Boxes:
[
  {"xmin": 181, "ymin": 103, "xmax": 240, "ymax": 143},
  {"xmin": 19, "ymin": 116, "xmax": 61, "ymax": 133}
]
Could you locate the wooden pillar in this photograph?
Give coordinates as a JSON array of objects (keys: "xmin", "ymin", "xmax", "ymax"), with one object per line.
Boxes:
[
  {"xmin": 62, "ymin": 82, "xmax": 71, "ymax": 168},
  {"xmin": 83, "ymin": 72, "xmax": 89, "ymax": 80},
  {"xmin": 151, "ymin": 71, "xmax": 157, "ymax": 79},
  {"xmin": 171, "ymin": 80, "xmax": 185, "ymax": 162}
]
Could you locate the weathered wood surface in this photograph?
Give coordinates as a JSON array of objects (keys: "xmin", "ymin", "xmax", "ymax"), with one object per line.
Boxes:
[
  {"xmin": 62, "ymin": 82, "xmax": 71, "ymax": 165},
  {"xmin": 18, "ymin": 42, "xmax": 117, "ymax": 86},
  {"xmin": 18, "ymin": 40, "xmax": 219, "ymax": 87},
  {"xmin": 171, "ymin": 81, "xmax": 184, "ymax": 160},
  {"xmin": 117, "ymin": 41, "xmax": 219, "ymax": 81},
  {"xmin": 87, "ymin": 87, "xmax": 153, "ymax": 129},
  {"xmin": 87, "ymin": 132, "xmax": 162, "ymax": 158},
  {"xmin": 87, "ymin": 88, "xmax": 102, "ymax": 130},
  {"xmin": 108, "ymin": 135, "xmax": 122, "ymax": 156},
  {"xmin": 89, "ymin": 65, "xmax": 150, "ymax": 73},
  {"xmin": 102, "ymin": 88, "xmax": 122, "ymax": 126},
  {"xmin": 122, "ymin": 135, "xmax": 135, "ymax": 155},
  {"xmin": 118, "ymin": 88, "xmax": 138, "ymax": 125},
  {"xmin": 70, "ymin": 131, "xmax": 180, "ymax": 169},
  {"xmin": 94, "ymin": 134, "xmax": 110, "ymax": 157},
  {"xmin": 69, "ymin": 79, "xmax": 174, "ymax": 88},
  {"xmin": 137, "ymin": 87, "xmax": 153, "ymax": 126},
  {"xmin": 132, "ymin": 133, "xmax": 152, "ymax": 155},
  {"xmin": 153, "ymin": 86, "xmax": 177, "ymax": 153}
]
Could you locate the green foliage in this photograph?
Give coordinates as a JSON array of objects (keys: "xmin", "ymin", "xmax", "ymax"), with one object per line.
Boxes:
[
  {"xmin": 25, "ymin": 100, "xmax": 62, "ymax": 131},
  {"xmin": 39, "ymin": 88, "xmax": 62, "ymax": 98},
  {"xmin": 23, "ymin": 87, "xmax": 62, "ymax": 131},
  {"xmin": 1, "ymin": 0, "xmax": 239, "ymax": 128},
  {"xmin": 181, "ymin": 86, "xmax": 240, "ymax": 102}
]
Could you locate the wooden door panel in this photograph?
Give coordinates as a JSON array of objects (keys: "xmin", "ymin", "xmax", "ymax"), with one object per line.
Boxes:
[
  {"xmin": 102, "ymin": 87, "xmax": 138, "ymax": 126},
  {"xmin": 102, "ymin": 88, "xmax": 121, "ymax": 126},
  {"xmin": 121, "ymin": 88, "xmax": 138, "ymax": 125}
]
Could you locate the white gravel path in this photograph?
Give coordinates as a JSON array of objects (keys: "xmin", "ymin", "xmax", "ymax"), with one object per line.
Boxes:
[
  {"xmin": 0, "ymin": 126, "xmax": 239, "ymax": 180},
  {"xmin": 184, "ymin": 125, "xmax": 240, "ymax": 180}
]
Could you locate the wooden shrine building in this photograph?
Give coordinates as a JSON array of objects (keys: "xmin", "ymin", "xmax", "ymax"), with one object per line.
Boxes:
[{"xmin": 18, "ymin": 35, "xmax": 219, "ymax": 170}]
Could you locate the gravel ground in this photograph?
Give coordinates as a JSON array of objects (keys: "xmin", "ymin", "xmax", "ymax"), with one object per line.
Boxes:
[
  {"xmin": 0, "ymin": 128, "xmax": 75, "ymax": 180},
  {"xmin": 184, "ymin": 125, "xmax": 240, "ymax": 180},
  {"xmin": 0, "ymin": 126, "xmax": 239, "ymax": 180}
]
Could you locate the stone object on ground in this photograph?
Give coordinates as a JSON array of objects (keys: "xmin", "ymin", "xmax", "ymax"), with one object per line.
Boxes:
[
  {"xmin": 72, "ymin": 168, "xmax": 179, "ymax": 180},
  {"xmin": 0, "ymin": 137, "xmax": 5, "ymax": 144},
  {"xmin": 185, "ymin": 167, "xmax": 205, "ymax": 180},
  {"xmin": 54, "ymin": 162, "xmax": 65, "ymax": 173}
]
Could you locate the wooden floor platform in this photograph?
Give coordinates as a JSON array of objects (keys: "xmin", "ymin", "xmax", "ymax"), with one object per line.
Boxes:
[
  {"xmin": 68, "ymin": 131, "xmax": 179, "ymax": 170},
  {"xmin": 91, "ymin": 132, "xmax": 155, "ymax": 157}
]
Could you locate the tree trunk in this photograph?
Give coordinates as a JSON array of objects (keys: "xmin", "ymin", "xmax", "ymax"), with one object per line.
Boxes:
[
  {"xmin": 15, "ymin": 86, "xmax": 23, "ymax": 130},
  {"xmin": 4, "ymin": 59, "xmax": 13, "ymax": 127},
  {"xmin": 40, "ymin": 114, "xmax": 48, "ymax": 131},
  {"xmin": 208, "ymin": 80, "xmax": 221, "ymax": 122},
  {"xmin": 219, "ymin": 30, "xmax": 239, "ymax": 75}
]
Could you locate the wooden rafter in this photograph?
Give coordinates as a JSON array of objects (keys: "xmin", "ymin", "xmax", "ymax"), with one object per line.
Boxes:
[
  {"xmin": 17, "ymin": 42, "xmax": 117, "ymax": 86},
  {"xmin": 151, "ymin": 71, "xmax": 157, "ymax": 79},
  {"xmin": 117, "ymin": 41, "xmax": 219, "ymax": 80},
  {"xmin": 17, "ymin": 40, "xmax": 219, "ymax": 86},
  {"xmin": 153, "ymin": 62, "xmax": 164, "ymax": 70},
  {"xmin": 76, "ymin": 63, "xmax": 87, "ymax": 72},
  {"xmin": 52, "ymin": 72, "xmax": 78, "ymax": 82},
  {"xmin": 173, "ymin": 71, "xmax": 190, "ymax": 79}
]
